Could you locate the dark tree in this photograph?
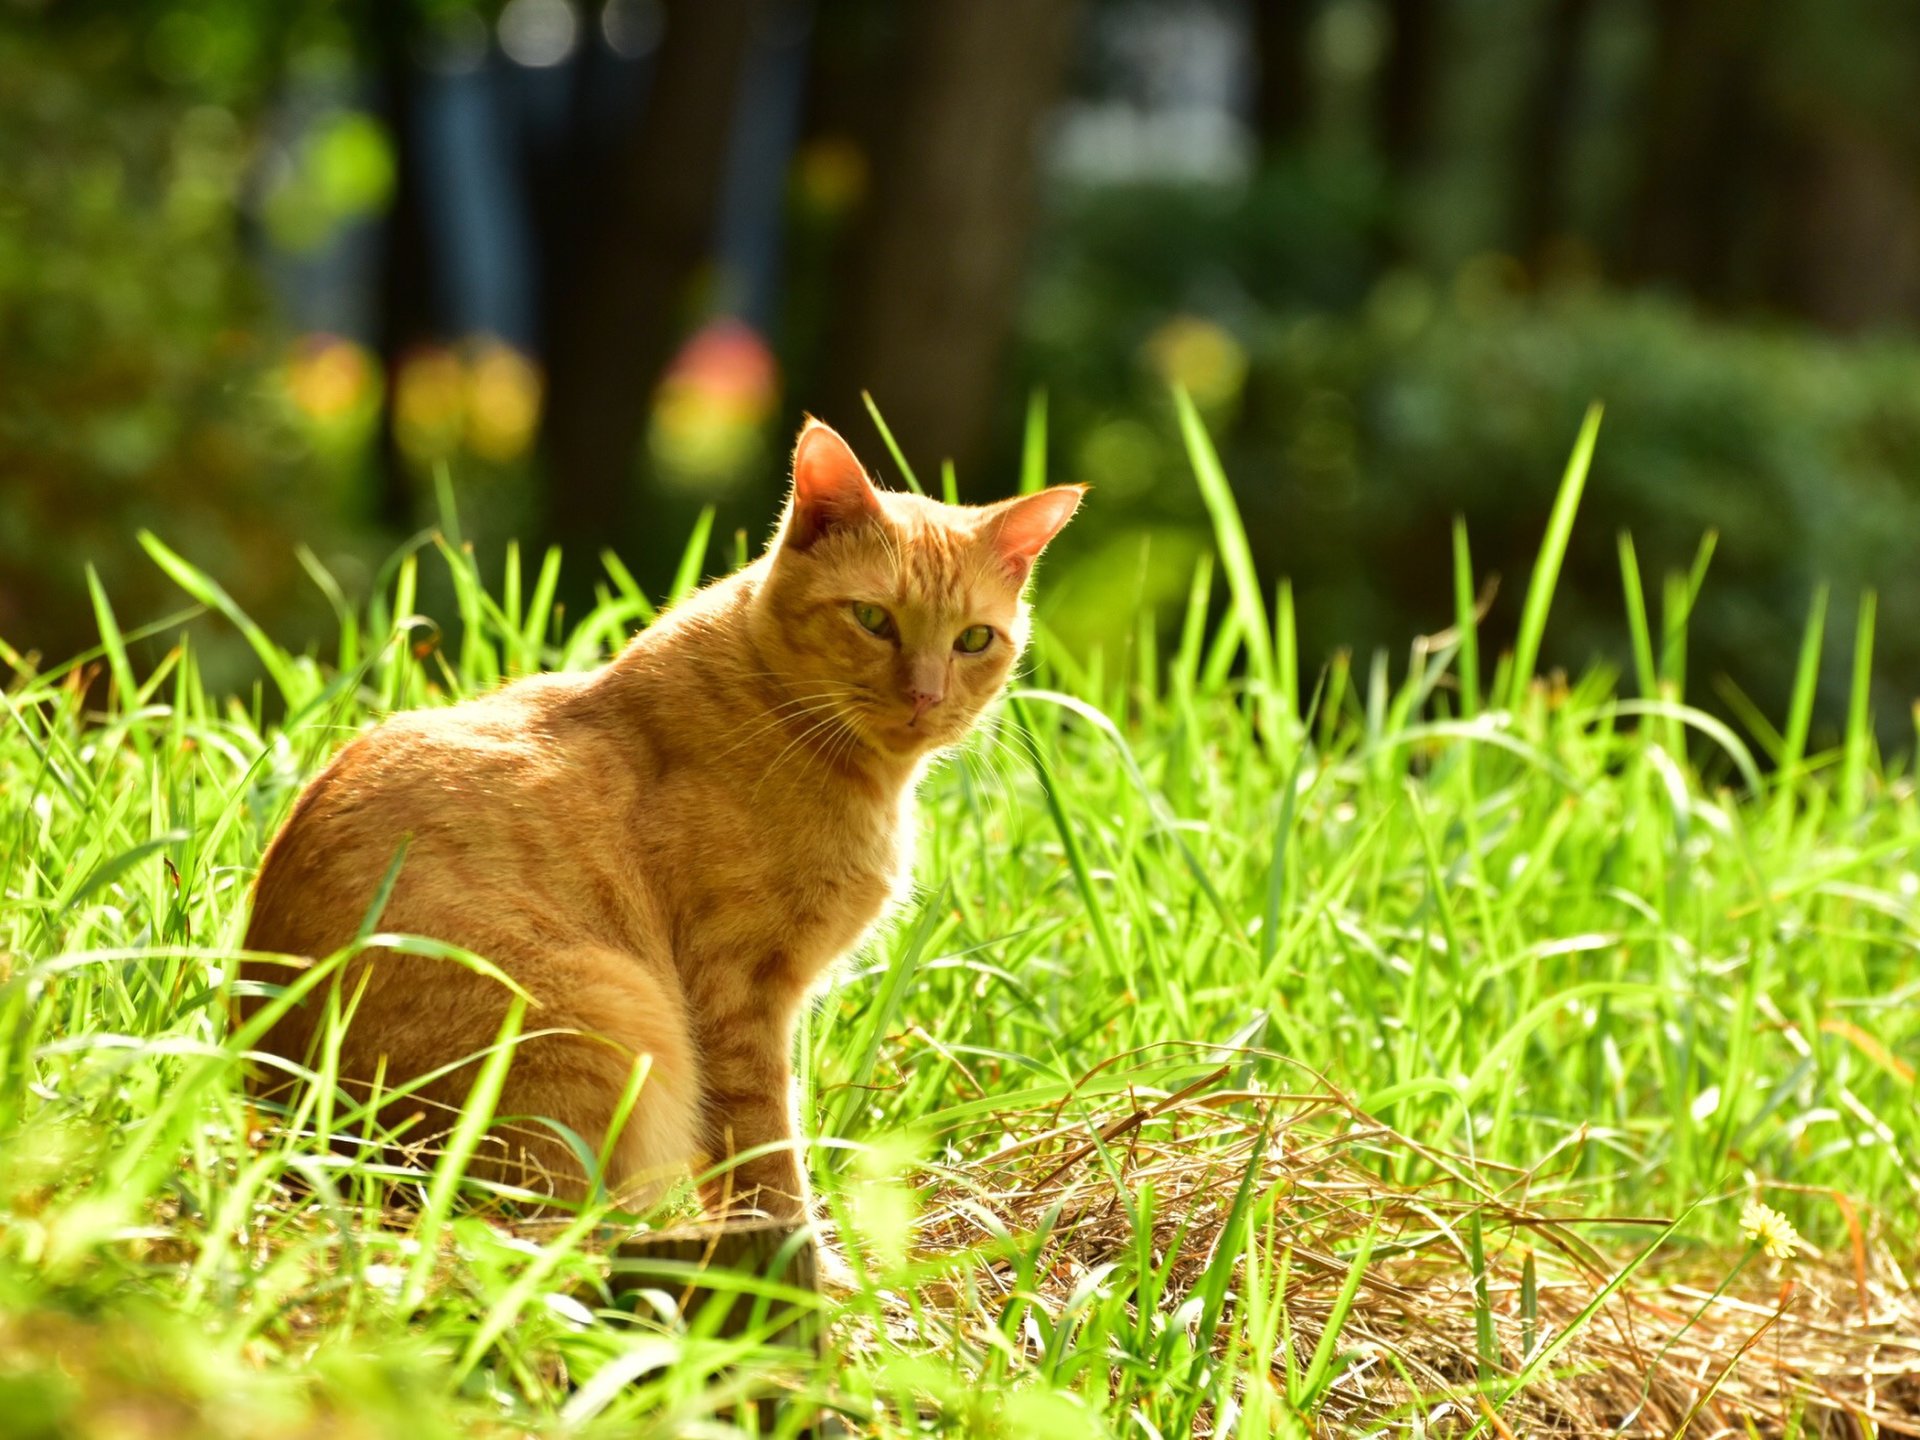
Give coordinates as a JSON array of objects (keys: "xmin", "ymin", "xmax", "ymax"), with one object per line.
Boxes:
[
  {"xmin": 1252, "ymin": 0, "xmax": 1317, "ymax": 157},
  {"xmin": 1771, "ymin": 116, "xmax": 1920, "ymax": 331},
  {"xmin": 369, "ymin": 0, "xmax": 431, "ymax": 532},
  {"xmin": 539, "ymin": 0, "xmax": 759, "ymax": 564},
  {"xmin": 1757, "ymin": 0, "xmax": 1920, "ymax": 330},
  {"xmin": 1373, "ymin": 0, "xmax": 1444, "ymax": 258},
  {"xmin": 1376, "ymin": 0, "xmax": 1442, "ymax": 177},
  {"xmin": 814, "ymin": 0, "xmax": 1083, "ymax": 485},
  {"xmin": 1624, "ymin": 0, "xmax": 1769, "ymax": 298},
  {"xmin": 1512, "ymin": 0, "xmax": 1596, "ymax": 265}
]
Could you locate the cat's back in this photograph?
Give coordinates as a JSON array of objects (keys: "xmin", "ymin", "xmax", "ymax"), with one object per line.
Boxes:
[{"xmin": 244, "ymin": 669, "xmax": 641, "ymax": 961}]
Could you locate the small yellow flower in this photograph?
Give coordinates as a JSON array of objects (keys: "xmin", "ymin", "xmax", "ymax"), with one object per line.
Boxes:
[{"xmin": 1740, "ymin": 1201, "xmax": 1801, "ymax": 1260}]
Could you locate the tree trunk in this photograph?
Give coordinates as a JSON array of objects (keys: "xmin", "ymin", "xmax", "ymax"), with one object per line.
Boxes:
[
  {"xmin": 371, "ymin": 4, "xmax": 429, "ymax": 531},
  {"xmin": 1772, "ymin": 117, "xmax": 1920, "ymax": 331},
  {"xmin": 1513, "ymin": 0, "xmax": 1595, "ymax": 265},
  {"xmin": 815, "ymin": 0, "xmax": 1083, "ymax": 487},
  {"xmin": 1376, "ymin": 0, "xmax": 1441, "ymax": 177},
  {"xmin": 1373, "ymin": 0, "xmax": 1444, "ymax": 259},
  {"xmin": 1252, "ymin": 0, "xmax": 1317, "ymax": 158},
  {"xmin": 1624, "ymin": 0, "xmax": 1769, "ymax": 297},
  {"xmin": 539, "ymin": 0, "xmax": 758, "ymax": 567}
]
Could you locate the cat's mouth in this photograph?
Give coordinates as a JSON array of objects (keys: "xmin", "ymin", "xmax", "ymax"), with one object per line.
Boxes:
[{"xmin": 862, "ymin": 708, "xmax": 959, "ymax": 757}]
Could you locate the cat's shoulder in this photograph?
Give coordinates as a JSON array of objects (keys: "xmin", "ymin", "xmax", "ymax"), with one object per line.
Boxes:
[{"xmin": 322, "ymin": 668, "xmax": 594, "ymax": 777}]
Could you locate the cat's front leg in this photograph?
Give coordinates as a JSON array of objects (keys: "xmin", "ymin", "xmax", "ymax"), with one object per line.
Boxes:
[{"xmin": 699, "ymin": 1021, "xmax": 810, "ymax": 1223}]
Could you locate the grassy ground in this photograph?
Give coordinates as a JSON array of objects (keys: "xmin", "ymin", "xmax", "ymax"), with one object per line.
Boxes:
[{"xmin": 3, "ymin": 401, "xmax": 1917, "ymax": 1437}]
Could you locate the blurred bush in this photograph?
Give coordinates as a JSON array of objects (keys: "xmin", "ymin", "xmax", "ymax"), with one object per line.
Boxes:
[
  {"xmin": 0, "ymin": 15, "xmax": 371, "ymax": 674},
  {"xmin": 1029, "ymin": 183, "xmax": 1920, "ymax": 740},
  {"xmin": 1240, "ymin": 285, "xmax": 1920, "ymax": 736}
]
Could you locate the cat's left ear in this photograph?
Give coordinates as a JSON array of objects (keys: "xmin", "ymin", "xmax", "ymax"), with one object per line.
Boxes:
[
  {"xmin": 783, "ymin": 419, "xmax": 882, "ymax": 551},
  {"xmin": 983, "ymin": 485, "xmax": 1087, "ymax": 587}
]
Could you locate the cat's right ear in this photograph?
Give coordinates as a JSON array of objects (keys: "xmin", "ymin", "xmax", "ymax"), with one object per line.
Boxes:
[{"xmin": 782, "ymin": 420, "xmax": 882, "ymax": 551}]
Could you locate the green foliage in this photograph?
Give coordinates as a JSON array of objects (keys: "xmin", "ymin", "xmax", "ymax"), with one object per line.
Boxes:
[
  {"xmin": 0, "ymin": 11, "xmax": 368, "ymax": 672},
  {"xmin": 1033, "ymin": 272, "xmax": 1920, "ymax": 740},
  {"xmin": 3, "ymin": 420, "xmax": 1915, "ymax": 1432}
]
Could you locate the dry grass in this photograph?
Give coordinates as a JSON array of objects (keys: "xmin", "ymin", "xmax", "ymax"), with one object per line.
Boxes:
[{"xmin": 887, "ymin": 1071, "xmax": 1920, "ymax": 1436}]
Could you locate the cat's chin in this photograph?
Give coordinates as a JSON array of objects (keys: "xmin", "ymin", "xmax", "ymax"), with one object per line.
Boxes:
[
  {"xmin": 873, "ymin": 726, "xmax": 937, "ymax": 757},
  {"xmin": 867, "ymin": 720, "xmax": 962, "ymax": 762}
]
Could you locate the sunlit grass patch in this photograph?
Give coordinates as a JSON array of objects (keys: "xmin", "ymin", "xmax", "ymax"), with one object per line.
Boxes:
[{"xmin": 2, "ymin": 402, "xmax": 1917, "ymax": 1435}]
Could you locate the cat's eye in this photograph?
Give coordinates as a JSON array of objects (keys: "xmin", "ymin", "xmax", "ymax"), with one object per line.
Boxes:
[
  {"xmin": 955, "ymin": 625, "xmax": 994, "ymax": 655},
  {"xmin": 851, "ymin": 602, "xmax": 894, "ymax": 637}
]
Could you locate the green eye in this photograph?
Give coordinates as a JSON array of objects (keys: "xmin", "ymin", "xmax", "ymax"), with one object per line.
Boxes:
[
  {"xmin": 852, "ymin": 602, "xmax": 893, "ymax": 636},
  {"xmin": 956, "ymin": 625, "xmax": 993, "ymax": 654}
]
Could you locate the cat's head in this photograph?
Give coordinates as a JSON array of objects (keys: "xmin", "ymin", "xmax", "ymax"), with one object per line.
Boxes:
[{"xmin": 755, "ymin": 419, "xmax": 1083, "ymax": 763}]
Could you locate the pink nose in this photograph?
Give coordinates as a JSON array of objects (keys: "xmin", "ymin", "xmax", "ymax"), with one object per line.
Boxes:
[{"xmin": 909, "ymin": 690, "xmax": 943, "ymax": 724}]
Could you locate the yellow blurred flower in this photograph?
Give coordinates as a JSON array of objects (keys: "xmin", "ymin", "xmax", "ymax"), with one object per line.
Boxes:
[
  {"xmin": 283, "ymin": 334, "xmax": 376, "ymax": 424},
  {"xmin": 793, "ymin": 135, "xmax": 868, "ymax": 217},
  {"xmin": 394, "ymin": 345, "xmax": 467, "ymax": 463},
  {"xmin": 648, "ymin": 319, "xmax": 779, "ymax": 490},
  {"xmin": 463, "ymin": 339, "xmax": 543, "ymax": 464},
  {"xmin": 1739, "ymin": 1200, "xmax": 1801, "ymax": 1261},
  {"xmin": 1141, "ymin": 314, "xmax": 1247, "ymax": 409},
  {"xmin": 390, "ymin": 336, "xmax": 543, "ymax": 466}
]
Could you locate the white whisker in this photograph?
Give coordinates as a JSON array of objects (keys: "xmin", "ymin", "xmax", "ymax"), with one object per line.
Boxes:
[{"xmin": 706, "ymin": 686, "xmax": 867, "ymax": 763}]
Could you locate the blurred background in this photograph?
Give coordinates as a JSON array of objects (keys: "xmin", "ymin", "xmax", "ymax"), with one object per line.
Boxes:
[{"xmin": 6, "ymin": 0, "xmax": 1920, "ymax": 739}]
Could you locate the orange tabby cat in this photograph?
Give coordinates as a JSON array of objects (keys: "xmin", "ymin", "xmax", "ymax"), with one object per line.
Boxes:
[{"xmin": 239, "ymin": 420, "xmax": 1081, "ymax": 1218}]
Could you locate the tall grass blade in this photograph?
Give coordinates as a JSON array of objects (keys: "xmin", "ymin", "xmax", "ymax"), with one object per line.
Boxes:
[
  {"xmin": 1842, "ymin": 590, "xmax": 1877, "ymax": 817},
  {"xmin": 1617, "ymin": 531, "xmax": 1657, "ymax": 700},
  {"xmin": 861, "ymin": 390, "xmax": 925, "ymax": 495},
  {"xmin": 139, "ymin": 532, "xmax": 305, "ymax": 707},
  {"xmin": 667, "ymin": 507, "xmax": 717, "ymax": 608},
  {"xmin": 1451, "ymin": 519, "xmax": 1481, "ymax": 719},
  {"xmin": 1465, "ymin": 1209, "xmax": 1692, "ymax": 1438},
  {"xmin": 1020, "ymin": 389, "xmax": 1048, "ymax": 494},
  {"xmin": 1298, "ymin": 1224, "xmax": 1375, "ymax": 1408},
  {"xmin": 1173, "ymin": 387, "xmax": 1274, "ymax": 696},
  {"xmin": 1779, "ymin": 585, "xmax": 1829, "ymax": 791},
  {"xmin": 1508, "ymin": 403, "xmax": 1602, "ymax": 707}
]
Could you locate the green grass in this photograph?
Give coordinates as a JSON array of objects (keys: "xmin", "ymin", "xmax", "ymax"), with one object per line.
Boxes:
[{"xmin": 2, "ymin": 406, "xmax": 1916, "ymax": 1436}]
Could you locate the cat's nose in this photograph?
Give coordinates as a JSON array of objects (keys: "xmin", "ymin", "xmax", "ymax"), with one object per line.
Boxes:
[{"xmin": 904, "ymin": 653, "xmax": 946, "ymax": 725}]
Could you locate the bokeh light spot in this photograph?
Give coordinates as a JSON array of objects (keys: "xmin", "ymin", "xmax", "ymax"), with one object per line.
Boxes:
[
  {"xmin": 499, "ymin": 0, "xmax": 580, "ymax": 69},
  {"xmin": 600, "ymin": 0, "xmax": 664, "ymax": 60},
  {"xmin": 395, "ymin": 346, "xmax": 468, "ymax": 464},
  {"xmin": 793, "ymin": 137, "xmax": 869, "ymax": 217},
  {"xmin": 647, "ymin": 319, "xmax": 780, "ymax": 491},
  {"xmin": 284, "ymin": 334, "xmax": 377, "ymax": 425},
  {"xmin": 1141, "ymin": 314, "xmax": 1248, "ymax": 410},
  {"xmin": 464, "ymin": 339, "xmax": 545, "ymax": 464}
]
